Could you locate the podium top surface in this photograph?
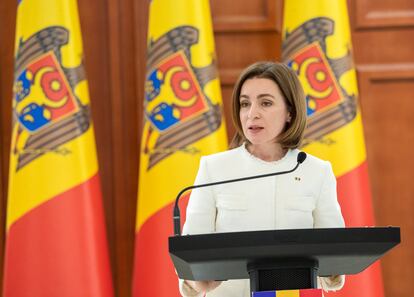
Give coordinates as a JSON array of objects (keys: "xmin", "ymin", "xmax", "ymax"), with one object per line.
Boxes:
[{"xmin": 169, "ymin": 227, "xmax": 400, "ymax": 281}]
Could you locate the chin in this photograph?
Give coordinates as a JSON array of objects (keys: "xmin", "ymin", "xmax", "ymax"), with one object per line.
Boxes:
[
  {"xmin": 246, "ymin": 139, "xmax": 268, "ymax": 146},
  {"xmin": 245, "ymin": 136, "xmax": 278, "ymax": 147}
]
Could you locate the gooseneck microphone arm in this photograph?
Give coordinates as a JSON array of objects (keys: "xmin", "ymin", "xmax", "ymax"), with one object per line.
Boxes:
[{"xmin": 173, "ymin": 152, "xmax": 307, "ymax": 236}]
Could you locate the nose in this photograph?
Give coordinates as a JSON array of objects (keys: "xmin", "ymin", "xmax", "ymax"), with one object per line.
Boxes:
[{"xmin": 247, "ymin": 102, "xmax": 260, "ymax": 119}]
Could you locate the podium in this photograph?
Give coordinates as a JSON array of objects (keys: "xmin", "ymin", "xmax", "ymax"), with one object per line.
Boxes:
[{"xmin": 169, "ymin": 227, "xmax": 400, "ymax": 293}]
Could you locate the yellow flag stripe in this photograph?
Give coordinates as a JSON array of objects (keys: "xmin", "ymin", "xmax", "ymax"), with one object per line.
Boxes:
[
  {"xmin": 304, "ymin": 111, "xmax": 366, "ymax": 176},
  {"xmin": 15, "ymin": 0, "xmax": 84, "ymax": 55},
  {"xmin": 277, "ymin": 289, "xmax": 299, "ymax": 297}
]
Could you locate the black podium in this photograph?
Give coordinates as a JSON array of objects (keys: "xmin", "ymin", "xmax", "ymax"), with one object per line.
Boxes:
[{"xmin": 169, "ymin": 227, "xmax": 400, "ymax": 293}]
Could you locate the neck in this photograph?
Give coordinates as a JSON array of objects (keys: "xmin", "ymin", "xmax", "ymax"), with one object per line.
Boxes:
[{"xmin": 246, "ymin": 142, "xmax": 287, "ymax": 162}]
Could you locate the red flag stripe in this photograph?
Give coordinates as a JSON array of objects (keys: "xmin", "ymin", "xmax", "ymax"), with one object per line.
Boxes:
[
  {"xmin": 133, "ymin": 195, "xmax": 190, "ymax": 297},
  {"xmin": 326, "ymin": 161, "xmax": 384, "ymax": 297},
  {"xmin": 3, "ymin": 174, "xmax": 113, "ymax": 297},
  {"xmin": 336, "ymin": 161, "xmax": 376, "ymax": 227}
]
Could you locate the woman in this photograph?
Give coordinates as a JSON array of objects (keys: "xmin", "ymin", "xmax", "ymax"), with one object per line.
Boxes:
[{"xmin": 179, "ymin": 62, "xmax": 345, "ymax": 297}]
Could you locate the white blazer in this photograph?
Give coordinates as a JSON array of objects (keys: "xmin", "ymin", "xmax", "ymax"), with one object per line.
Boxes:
[{"xmin": 179, "ymin": 145, "xmax": 345, "ymax": 297}]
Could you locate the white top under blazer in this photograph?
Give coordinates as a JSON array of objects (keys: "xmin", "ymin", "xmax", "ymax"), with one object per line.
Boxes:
[{"xmin": 179, "ymin": 144, "xmax": 345, "ymax": 297}]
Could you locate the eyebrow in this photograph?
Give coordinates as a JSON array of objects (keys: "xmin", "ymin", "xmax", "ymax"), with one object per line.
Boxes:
[{"xmin": 239, "ymin": 93, "xmax": 275, "ymax": 99}]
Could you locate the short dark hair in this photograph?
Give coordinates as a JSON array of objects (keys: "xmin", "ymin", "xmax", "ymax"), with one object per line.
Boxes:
[{"xmin": 230, "ymin": 61, "xmax": 307, "ymax": 149}]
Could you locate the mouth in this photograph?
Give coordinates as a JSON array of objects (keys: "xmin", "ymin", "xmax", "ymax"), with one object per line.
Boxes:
[{"xmin": 248, "ymin": 125, "xmax": 264, "ymax": 131}]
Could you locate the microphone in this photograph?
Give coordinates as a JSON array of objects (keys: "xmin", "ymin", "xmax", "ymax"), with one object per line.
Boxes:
[{"xmin": 173, "ymin": 152, "xmax": 307, "ymax": 236}]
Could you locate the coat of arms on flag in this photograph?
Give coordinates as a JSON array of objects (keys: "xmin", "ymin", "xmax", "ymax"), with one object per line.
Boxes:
[
  {"xmin": 282, "ymin": 17, "xmax": 356, "ymax": 146},
  {"xmin": 143, "ymin": 25, "xmax": 223, "ymax": 169},
  {"xmin": 12, "ymin": 26, "xmax": 90, "ymax": 170}
]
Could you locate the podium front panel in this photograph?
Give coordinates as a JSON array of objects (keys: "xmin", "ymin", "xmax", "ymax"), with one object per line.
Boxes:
[{"xmin": 169, "ymin": 227, "xmax": 400, "ymax": 281}]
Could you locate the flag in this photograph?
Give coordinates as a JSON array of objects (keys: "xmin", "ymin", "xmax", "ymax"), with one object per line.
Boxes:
[
  {"xmin": 253, "ymin": 288, "xmax": 322, "ymax": 297},
  {"xmin": 282, "ymin": 1, "xmax": 383, "ymax": 297},
  {"xmin": 3, "ymin": 0, "xmax": 114, "ymax": 296},
  {"xmin": 132, "ymin": 0, "xmax": 228, "ymax": 296}
]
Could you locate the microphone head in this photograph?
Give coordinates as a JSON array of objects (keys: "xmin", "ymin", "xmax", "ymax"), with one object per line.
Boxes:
[{"xmin": 297, "ymin": 152, "xmax": 307, "ymax": 164}]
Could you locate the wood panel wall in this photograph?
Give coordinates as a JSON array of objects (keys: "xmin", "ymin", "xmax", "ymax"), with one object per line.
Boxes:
[
  {"xmin": 0, "ymin": 0, "xmax": 413, "ymax": 296},
  {"xmin": 0, "ymin": 0, "xmax": 16, "ymax": 293}
]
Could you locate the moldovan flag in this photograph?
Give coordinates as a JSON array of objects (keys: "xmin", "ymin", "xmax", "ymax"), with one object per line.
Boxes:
[
  {"xmin": 253, "ymin": 289, "xmax": 322, "ymax": 297},
  {"xmin": 3, "ymin": 0, "xmax": 114, "ymax": 296},
  {"xmin": 282, "ymin": 1, "xmax": 383, "ymax": 297},
  {"xmin": 132, "ymin": 0, "xmax": 227, "ymax": 296}
]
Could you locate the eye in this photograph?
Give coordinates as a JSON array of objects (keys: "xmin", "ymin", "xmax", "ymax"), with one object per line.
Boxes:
[
  {"xmin": 240, "ymin": 101, "xmax": 250, "ymax": 108},
  {"xmin": 262, "ymin": 100, "xmax": 273, "ymax": 107}
]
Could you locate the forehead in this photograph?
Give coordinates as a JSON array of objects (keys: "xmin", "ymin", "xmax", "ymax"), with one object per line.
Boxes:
[{"xmin": 240, "ymin": 77, "xmax": 282, "ymax": 97}]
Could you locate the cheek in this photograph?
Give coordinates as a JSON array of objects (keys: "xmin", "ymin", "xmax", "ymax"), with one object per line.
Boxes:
[
  {"xmin": 239, "ymin": 111, "xmax": 247, "ymax": 127},
  {"xmin": 270, "ymin": 111, "xmax": 288, "ymax": 130}
]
